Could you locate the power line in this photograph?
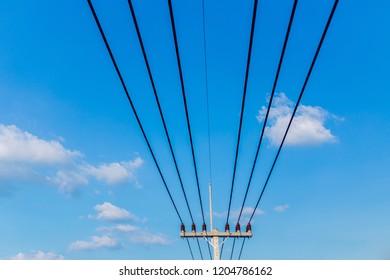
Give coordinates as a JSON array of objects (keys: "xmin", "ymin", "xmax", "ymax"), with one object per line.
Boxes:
[
  {"xmin": 226, "ymin": 0, "xmax": 259, "ymax": 226},
  {"xmin": 167, "ymin": 0, "xmax": 206, "ymax": 225},
  {"xmin": 201, "ymin": 0, "xmax": 213, "ymax": 184},
  {"xmin": 185, "ymin": 239, "xmax": 194, "ymax": 260},
  {"xmin": 220, "ymin": 241, "xmax": 224, "ymax": 258},
  {"xmin": 248, "ymin": 0, "xmax": 339, "ymax": 224},
  {"xmin": 238, "ymin": 0, "xmax": 339, "ymax": 258},
  {"xmin": 207, "ymin": 238, "xmax": 212, "ymax": 260},
  {"xmin": 87, "ymin": 0, "xmax": 186, "ymax": 233},
  {"xmin": 126, "ymin": 0, "xmax": 196, "ymax": 225},
  {"xmin": 201, "ymin": 0, "xmax": 213, "ymax": 259},
  {"xmin": 230, "ymin": 238, "xmax": 236, "ymax": 260},
  {"xmin": 236, "ymin": 0, "xmax": 298, "ymax": 225},
  {"xmin": 220, "ymin": 0, "xmax": 259, "ymax": 260},
  {"xmin": 196, "ymin": 238, "xmax": 204, "ymax": 260},
  {"xmin": 238, "ymin": 238, "xmax": 246, "ymax": 260}
]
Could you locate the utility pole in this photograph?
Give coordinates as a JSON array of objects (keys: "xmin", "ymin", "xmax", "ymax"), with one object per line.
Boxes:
[{"xmin": 180, "ymin": 183, "xmax": 252, "ymax": 260}]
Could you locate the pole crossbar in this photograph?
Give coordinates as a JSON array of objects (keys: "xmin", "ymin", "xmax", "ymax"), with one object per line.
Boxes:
[{"xmin": 180, "ymin": 228, "xmax": 253, "ymax": 238}]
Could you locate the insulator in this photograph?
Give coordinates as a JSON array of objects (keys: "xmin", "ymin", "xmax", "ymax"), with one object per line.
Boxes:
[
  {"xmin": 225, "ymin": 223, "xmax": 230, "ymax": 232},
  {"xmin": 191, "ymin": 223, "xmax": 196, "ymax": 232},
  {"xmin": 202, "ymin": 223, "xmax": 207, "ymax": 232},
  {"xmin": 246, "ymin": 223, "xmax": 252, "ymax": 232},
  {"xmin": 180, "ymin": 223, "xmax": 185, "ymax": 232},
  {"xmin": 235, "ymin": 223, "xmax": 241, "ymax": 232}
]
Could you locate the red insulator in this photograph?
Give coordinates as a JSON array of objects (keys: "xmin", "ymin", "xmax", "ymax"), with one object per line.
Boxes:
[
  {"xmin": 235, "ymin": 223, "xmax": 241, "ymax": 232},
  {"xmin": 246, "ymin": 223, "xmax": 252, "ymax": 232},
  {"xmin": 225, "ymin": 223, "xmax": 230, "ymax": 232},
  {"xmin": 202, "ymin": 223, "xmax": 207, "ymax": 232},
  {"xmin": 191, "ymin": 223, "xmax": 196, "ymax": 232},
  {"xmin": 180, "ymin": 223, "xmax": 185, "ymax": 232}
]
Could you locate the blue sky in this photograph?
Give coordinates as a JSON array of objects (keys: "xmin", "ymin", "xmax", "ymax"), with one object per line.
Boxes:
[{"xmin": 1, "ymin": 0, "xmax": 389, "ymax": 260}]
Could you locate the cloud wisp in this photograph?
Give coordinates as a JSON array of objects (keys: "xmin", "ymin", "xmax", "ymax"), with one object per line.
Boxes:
[
  {"xmin": 83, "ymin": 158, "xmax": 143, "ymax": 185},
  {"xmin": 273, "ymin": 204, "xmax": 290, "ymax": 213},
  {"xmin": 69, "ymin": 235, "xmax": 121, "ymax": 251},
  {"xmin": 214, "ymin": 207, "xmax": 264, "ymax": 225},
  {"xmin": 93, "ymin": 202, "xmax": 140, "ymax": 222},
  {"xmin": 10, "ymin": 250, "xmax": 64, "ymax": 260},
  {"xmin": 257, "ymin": 93, "xmax": 339, "ymax": 146}
]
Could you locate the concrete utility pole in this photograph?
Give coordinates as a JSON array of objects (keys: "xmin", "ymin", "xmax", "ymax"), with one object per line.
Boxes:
[{"xmin": 180, "ymin": 183, "xmax": 252, "ymax": 260}]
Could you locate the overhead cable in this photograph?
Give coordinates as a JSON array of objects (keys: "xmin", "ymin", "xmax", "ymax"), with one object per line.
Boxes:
[
  {"xmin": 230, "ymin": 238, "xmax": 236, "ymax": 260},
  {"xmin": 220, "ymin": 0, "xmax": 259, "ymax": 260},
  {"xmin": 238, "ymin": 238, "xmax": 246, "ymax": 260},
  {"xmin": 248, "ymin": 0, "xmax": 339, "ymax": 224},
  {"xmin": 237, "ymin": 0, "xmax": 298, "ymax": 225},
  {"xmin": 201, "ymin": 0, "xmax": 213, "ymax": 184},
  {"xmin": 226, "ymin": 0, "xmax": 259, "ymax": 226},
  {"xmin": 201, "ymin": 0, "xmax": 214, "ymax": 260},
  {"xmin": 87, "ymin": 0, "xmax": 184, "ymax": 226},
  {"xmin": 126, "ymin": 0, "xmax": 196, "ymax": 224},
  {"xmin": 167, "ymin": 0, "xmax": 206, "ymax": 225},
  {"xmin": 186, "ymin": 239, "xmax": 195, "ymax": 260}
]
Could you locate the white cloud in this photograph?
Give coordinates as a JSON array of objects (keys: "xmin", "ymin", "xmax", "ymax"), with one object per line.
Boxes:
[
  {"xmin": 94, "ymin": 202, "xmax": 139, "ymax": 221},
  {"xmin": 123, "ymin": 157, "xmax": 143, "ymax": 169},
  {"xmin": 273, "ymin": 204, "xmax": 289, "ymax": 213},
  {"xmin": 47, "ymin": 158, "xmax": 143, "ymax": 194},
  {"xmin": 128, "ymin": 231, "xmax": 170, "ymax": 245},
  {"xmin": 69, "ymin": 235, "xmax": 120, "ymax": 251},
  {"xmin": 214, "ymin": 207, "xmax": 264, "ymax": 225},
  {"xmin": 257, "ymin": 93, "xmax": 338, "ymax": 146},
  {"xmin": 48, "ymin": 170, "xmax": 88, "ymax": 194},
  {"xmin": 11, "ymin": 251, "xmax": 64, "ymax": 260},
  {"xmin": 80, "ymin": 203, "xmax": 169, "ymax": 248},
  {"xmin": 84, "ymin": 157, "xmax": 143, "ymax": 185},
  {"xmin": 0, "ymin": 124, "xmax": 144, "ymax": 195},
  {"xmin": 0, "ymin": 124, "xmax": 81, "ymax": 164},
  {"xmin": 238, "ymin": 207, "xmax": 264, "ymax": 217},
  {"xmin": 95, "ymin": 224, "xmax": 169, "ymax": 245},
  {"xmin": 97, "ymin": 224, "xmax": 139, "ymax": 233}
]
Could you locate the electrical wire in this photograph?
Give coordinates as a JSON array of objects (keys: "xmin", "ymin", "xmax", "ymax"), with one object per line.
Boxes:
[
  {"xmin": 239, "ymin": 0, "xmax": 339, "ymax": 258},
  {"xmin": 201, "ymin": 0, "xmax": 213, "ymax": 184},
  {"xmin": 226, "ymin": 0, "xmax": 259, "ymax": 226},
  {"xmin": 87, "ymin": 0, "xmax": 187, "ymax": 242},
  {"xmin": 248, "ymin": 0, "xmax": 339, "ymax": 224},
  {"xmin": 236, "ymin": 0, "xmax": 298, "ymax": 225},
  {"xmin": 238, "ymin": 238, "xmax": 246, "ymax": 260},
  {"xmin": 220, "ymin": 0, "xmax": 259, "ymax": 260},
  {"xmin": 201, "ymin": 0, "xmax": 213, "ymax": 260},
  {"xmin": 186, "ymin": 239, "xmax": 195, "ymax": 260},
  {"xmin": 126, "ymin": 0, "xmax": 196, "ymax": 225},
  {"xmin": 196, "ymin": 238, "xmax": 204, "ymax": 260},
  {"xmin": 207, "ymin": 239, "xmax": 212, "ymax": 260},
  {"xmin": 167, "ymin": 0, "xmax": 206, "ymax": 225},
  {"xmin": 230, "ymin": 238, "xmax": 236, "ymax": 260},
  {"xmin": 220, "ymin": 240, "xmax": 224, "ymax": 259}
]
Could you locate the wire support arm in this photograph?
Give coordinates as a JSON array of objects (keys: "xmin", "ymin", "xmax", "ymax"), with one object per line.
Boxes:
[{"xmin": 180, "ymin": 228, "xmax": 253, "ymax": 239}]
